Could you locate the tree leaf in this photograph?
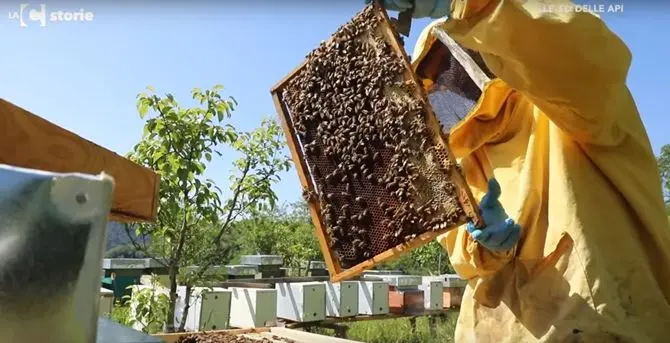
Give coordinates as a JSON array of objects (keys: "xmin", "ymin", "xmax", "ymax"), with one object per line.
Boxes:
[{"xmin": 138, "ymin": 99, "xmax": 149, "ymax": 119}]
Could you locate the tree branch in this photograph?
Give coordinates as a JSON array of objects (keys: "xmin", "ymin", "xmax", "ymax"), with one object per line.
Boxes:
[
  {"xmin": 192, "ymin": 187, "xmax": 272, "ymax": 280},
  {"xmin": 224, "ymin": 170, "xmax": 277, "ymax": 222},
  {"xmin": 122, "ymin": 224, "xmax": 168, "ymax": 268},
  {"xmin": 213, "ymin": 156, "xmax": 252, "ymax": 245}
]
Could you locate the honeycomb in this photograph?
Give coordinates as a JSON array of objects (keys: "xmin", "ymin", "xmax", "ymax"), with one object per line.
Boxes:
[{"xmin": 275, "ymin": 5, "xmax": 480, "ymax": 270}]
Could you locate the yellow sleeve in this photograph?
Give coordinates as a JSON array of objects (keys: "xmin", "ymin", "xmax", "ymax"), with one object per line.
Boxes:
[
  {"xmin": 442, "ymin": 0, "xmax": 632, "ymax": 146},
  {"xmin": 438, "ymin": 225, "xmax": 516, "ymax": 280},
  {"xmin": 436, "ymin": 81, "xmax": 520, "ymax": 281}
]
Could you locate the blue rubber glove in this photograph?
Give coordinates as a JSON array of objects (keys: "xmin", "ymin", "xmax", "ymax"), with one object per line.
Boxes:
[
  {"xmin": 364, "ymin": 0, "xmax": 451, "ymax": 19},
  {"xmin": 466, "ymin": 179, "xmax": 521, "ymax": 252}
]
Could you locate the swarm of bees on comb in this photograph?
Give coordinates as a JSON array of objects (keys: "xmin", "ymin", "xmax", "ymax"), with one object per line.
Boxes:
[{"xmin": 280, "ymin": 6, "xmax": 474, "ymax": 269}]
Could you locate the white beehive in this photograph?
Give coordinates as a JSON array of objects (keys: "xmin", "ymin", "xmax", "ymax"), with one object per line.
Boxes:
[
  {"xmin": 174, "ymin": 286, "xmax": 231, "ymax": 331},
  {"xmin": 418, "ymin": 281, "xmax": 444, "ymax": 311},
  {"xmin": 323, "ymin": 281, "xmax": 359, "ymax": 317},
  {"xmin": 99, "ymin": 288, "xmax": 114, "ymax": 317},
  {"xmin": 229, "ymin": 287, "xmax": 277, "ymax": 328},
  {"xmin": 358, "ymin": 281, "xmax": 389, "ymax": 315},
  {"xmin": 276, "ymin": 282, "xmax": 326, "ymax": 322},
  {"xmin": 422, "ymin": 274, "xmax": 467, "ymax": 308}
]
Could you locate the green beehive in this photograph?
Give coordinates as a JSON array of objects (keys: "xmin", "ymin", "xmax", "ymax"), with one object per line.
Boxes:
[{"xmin": 101, "ymin": 258, "xmax": 168, "ymax": 300}]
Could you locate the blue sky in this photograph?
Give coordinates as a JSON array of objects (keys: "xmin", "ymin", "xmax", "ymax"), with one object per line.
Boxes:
[{"xmin": 1, "ymin": 1, "xmax": 668, "ymax": 205}]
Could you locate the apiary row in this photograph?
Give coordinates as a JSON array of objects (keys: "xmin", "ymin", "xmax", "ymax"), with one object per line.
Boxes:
[{"xmin": 126, "ymin": 276, "xmax": 466, "ymax": 332}]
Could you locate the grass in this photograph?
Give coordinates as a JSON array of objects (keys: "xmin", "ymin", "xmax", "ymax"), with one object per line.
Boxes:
[
  {"xmin": 310, "ymin": 312, "xmax": 458, "ymax": 343},
  {"xmin": 109, "ymin": 301, "xmax": 132, "ymax": 326}
]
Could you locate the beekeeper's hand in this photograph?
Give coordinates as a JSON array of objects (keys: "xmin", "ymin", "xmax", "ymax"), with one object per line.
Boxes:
[
  {"xmin": 467, "ymin": 178, "xmax": 521, "ymax": 252},
  {"xmin": 364, "ymin": 0, "xmax": 451, "ymax": 18}
]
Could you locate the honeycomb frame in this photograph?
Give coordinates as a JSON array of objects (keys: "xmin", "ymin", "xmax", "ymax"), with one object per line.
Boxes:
[{"xmin": 270, "ymin": 3, "xmax": 483, "ymax": 282}]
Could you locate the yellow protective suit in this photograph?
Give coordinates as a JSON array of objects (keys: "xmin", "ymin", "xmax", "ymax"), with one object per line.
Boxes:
[{"xmin": 411, "ymin": 0, "xmax": 670, "ymax": 342}]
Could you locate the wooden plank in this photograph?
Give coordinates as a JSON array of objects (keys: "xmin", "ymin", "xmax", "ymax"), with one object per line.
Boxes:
[
  {"xmin": 271, "ymin": 4, "xmax": 483, "ymax": 283},
  {"xmin": 271, "ymin": 92, "xmax": 343, "ymax": 277},
  {"xmin": 331, "ymin": 230, "xmax": 447, "ymax": 282},
  {"xmin": 152, "ymin": 327, "xmax": 271, "ymax": 343},
  {"xmin": 270, "ymin": 60, "xmax": 307, "ymax": 94},
  {"xmin": 269, "ymin": 327, "xmax": 364, "ymax": 343},
  {"xmin": 430, "ymin": 27, "xmax": 491, "ymax": 91},
  {"xmin": 0, "ymin": 99, "xmax": 159, "ymax": 223},
  {"xmin": 243, "ymin": 333, "xmax": 286, "ymax": 342},
  {"xmin": 287, "ymin": 310, "xmax": 449, "ymax": 328}
]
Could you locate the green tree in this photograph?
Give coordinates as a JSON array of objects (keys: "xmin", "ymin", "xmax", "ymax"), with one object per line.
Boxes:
[
  {"xmin": 105, "ymin": 244, "xmax": 147, "ymax": 258},
  {"xmin": 236, "ymin": 201, "xmax": 321, "ymax": 273},
  {"xmin": 126, "ymin": 85, "xmax": 291, "ymax": 332},
  {"xmin": 658, "ymin": 144, "xmax": 670, "ymax": 215}
]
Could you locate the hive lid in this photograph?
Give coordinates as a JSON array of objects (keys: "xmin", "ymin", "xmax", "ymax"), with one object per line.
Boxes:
[
  {"xmin": 376, "ymin": 275, "xmax": 422, "ymax": 287},
  {"xmin": 240, "ymin": 255, "xmax": 284, "ymax": 266},
  {"xmin": 363, "ymin": 270, "xmax": 406, "ymax": 276},
  {"xmin": 423, "ymin": 274, "xmax": 467, "ymax": 287},
  {"xmin": 102, "ymin": 258, "xmax": 164, "ymax": 270},
  {"xmin": 0, "ymin": 100, "xmax": 160, "ymax": 223},
  {"xmin": 304, "ymin": 260, "xmax": 327, "ymax": 270},
  {"xmin": 224, "ymin": 265, "xmax": 258, "ymax": 276}
]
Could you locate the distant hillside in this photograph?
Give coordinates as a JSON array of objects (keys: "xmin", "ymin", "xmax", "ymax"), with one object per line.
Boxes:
[{"xmin": 106, "ymin": 221, "xmax": 151, "ymax": 251}]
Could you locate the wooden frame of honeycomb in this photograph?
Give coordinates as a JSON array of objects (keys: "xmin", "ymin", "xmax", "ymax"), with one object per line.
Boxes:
[{"xmin": 271, "ymin": 3, "xmax": 483, "ymax": 282}]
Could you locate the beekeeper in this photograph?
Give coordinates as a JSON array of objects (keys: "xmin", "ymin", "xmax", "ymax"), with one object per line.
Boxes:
[{"xmin": 366, "ymin": 0, "xmax": 670, "ymax": 341}]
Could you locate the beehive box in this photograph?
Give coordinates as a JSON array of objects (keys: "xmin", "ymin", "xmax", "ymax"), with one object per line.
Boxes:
[
  {"xmin": 418, "ymin": 281, "xmax": 444, "ymax": 311},
  {"xmin": 422, "ymin": 274, "xmax": 466, "ymax": 308},
  {"xmin": 174, "ymin": 286, "xmax": 231, "ymax": 332},
  {"xmin": 99, "ymin": 287, "xmax": 114, "ymax": 317},
  {"xmin": 275, "ymin": 282, "xmax": 326, "ymax": 322},
  {"xmin": 323, "ymin": 281, "xmax": 359, "ymax": 317},
  {"xmin": 229, "ymin": 288, "xmax": 277, "ymax": 328},
  {"xmin": 270, "ymin": 4, "xmax": 482, "ymax": 282},
  {"xmin": 358, "ymin": 281, "xmax": 389, "ymax": 315},
  {"xmin": 389, "ymin": 289, "xmax": 425, "ymax": 314},
  {"xmin": 443, "ymin": 287, "xmax": 464, "ymax": 308}
]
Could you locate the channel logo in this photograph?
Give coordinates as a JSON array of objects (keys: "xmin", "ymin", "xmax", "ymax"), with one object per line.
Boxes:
[{"xmin": 7, "ymin": 4, "xmax": 94, "ymax": 28}]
